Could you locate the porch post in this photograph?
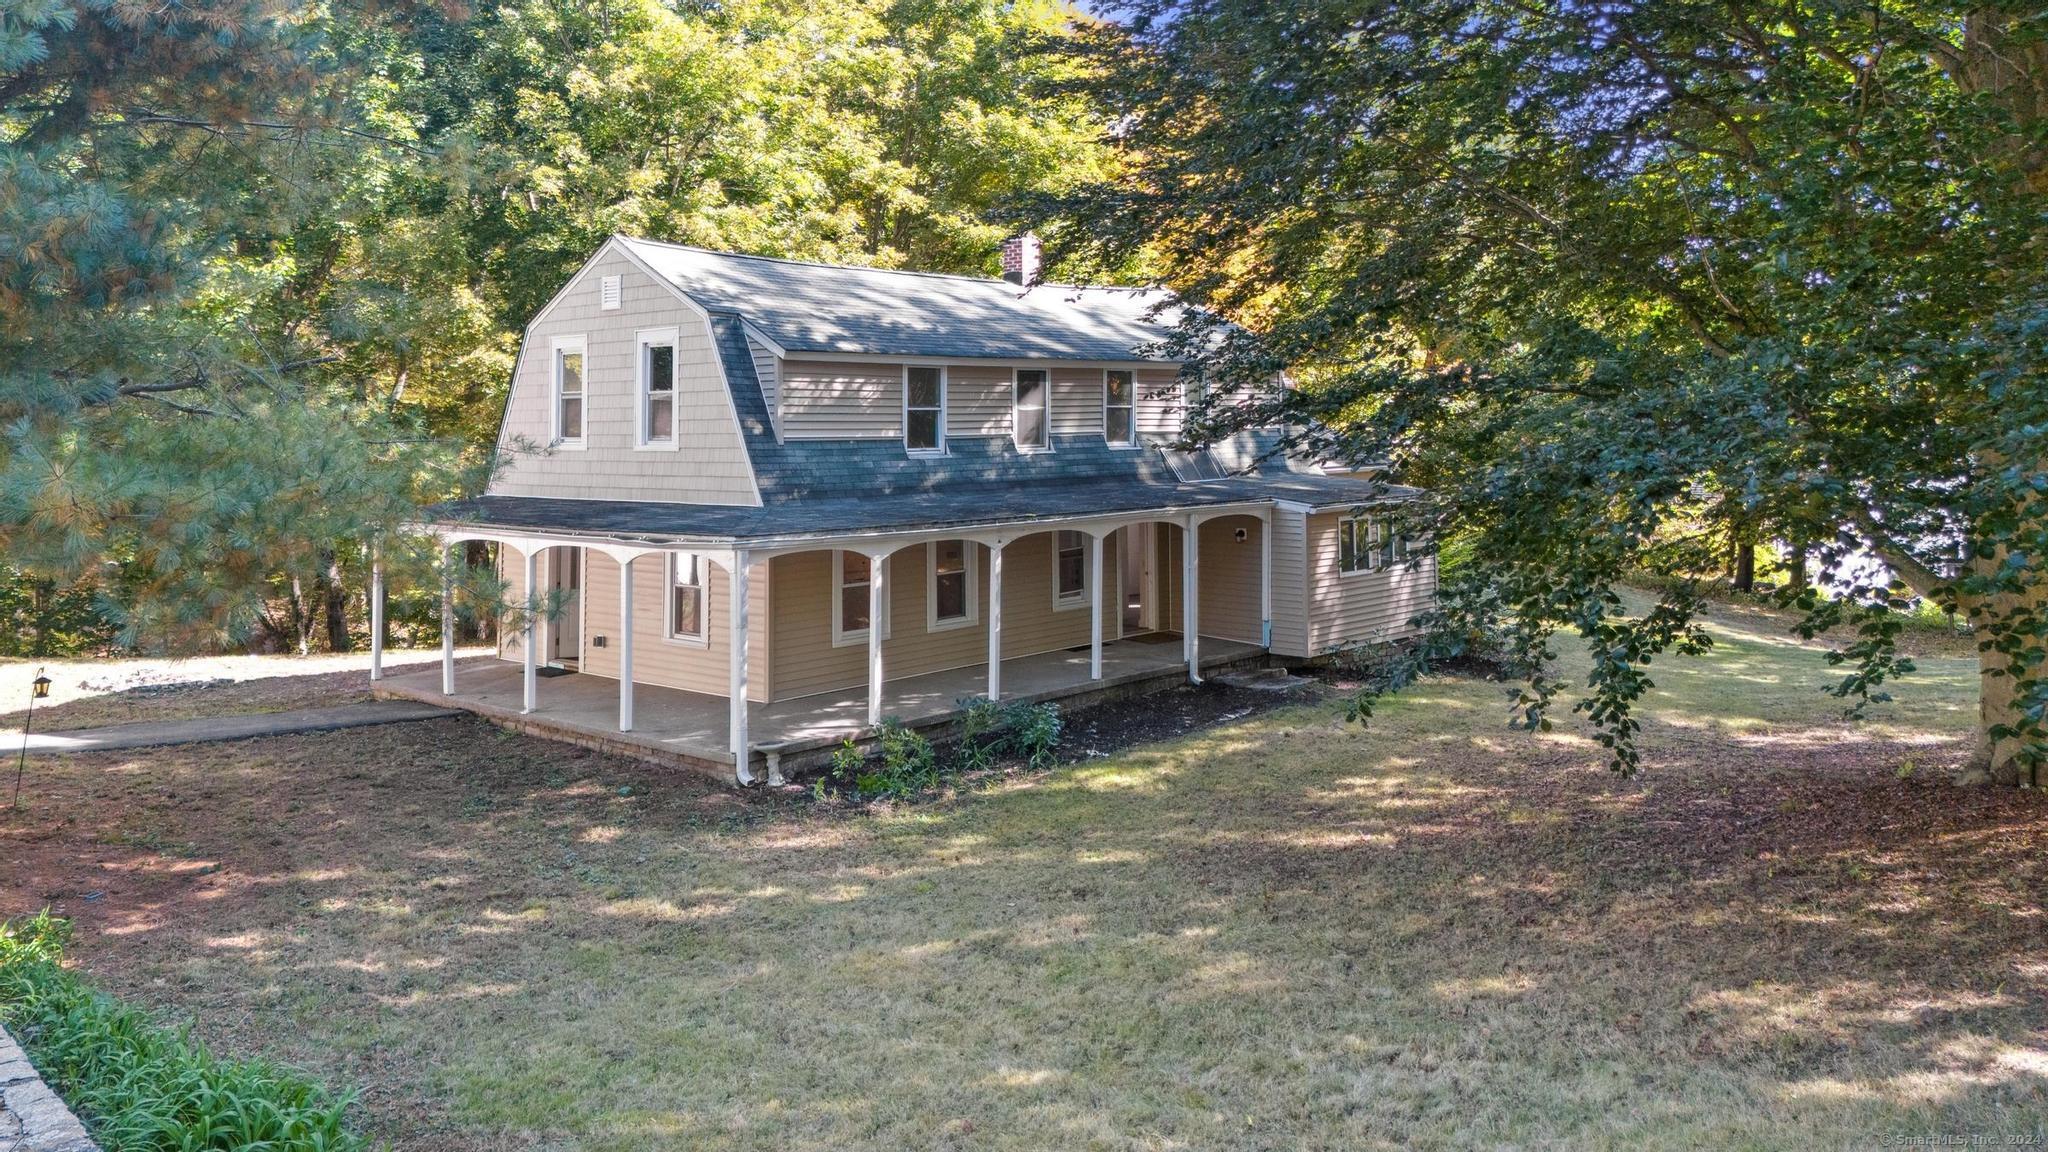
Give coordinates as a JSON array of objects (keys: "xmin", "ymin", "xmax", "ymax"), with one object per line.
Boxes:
[
  {"xmin": 1259, "ymin": 509, "xmax": 1274, "ymax": 649},
  {"xmin": 987, "ymin": 539, "xmax": 1005, "ymax": 701},
  {"xmin": 521, "ymin": 547, "xmax": 539, "ymax": 713},
  {"xmin": 369, "ymin": 545, "xmax": 385, "ymax": 682},
  {"xmin": 729, "ymin": 549, "xmax": 752, "ymax": 779},
  {"xmin": 867, "ymin": 551, "xmax": 887, "ymax": 726},
  {"xmin": 1183, "ymin": 516, "xmax": 1201, "ymax": 683},
  {"xmin": 440, "ymin": 545, "xmax": 456, "ymax": 695},
  {"xmin": 1088, "ymin": 531, "xmax": 1104, "ymax": 680},
  {"xmin": 618, "ymin": 554, "xmax": 635, "ymax": 732}
]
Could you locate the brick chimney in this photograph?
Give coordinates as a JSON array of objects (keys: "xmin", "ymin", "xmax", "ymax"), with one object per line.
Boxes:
[{"xmin": 1000, "ymin": 232, "xmax": 1042, "ymax": 286}]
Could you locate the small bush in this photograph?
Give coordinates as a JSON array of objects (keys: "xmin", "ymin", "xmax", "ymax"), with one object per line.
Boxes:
[
  {"xmin": 0, "ymin": 911, "xmax": 369, "ymax": 1152},
  {"xmin": 955, "ymin": 698, "xmax": 1064, "ymax": 771},
  {"xmin": 820, "ymin": 720, "xmax": 936, "ymax": 799}
]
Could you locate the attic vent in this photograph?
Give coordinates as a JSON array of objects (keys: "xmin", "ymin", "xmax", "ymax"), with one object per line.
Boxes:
[{"xmin": 600, "ymin": 275, "xmax": 622, "ymax": 310}]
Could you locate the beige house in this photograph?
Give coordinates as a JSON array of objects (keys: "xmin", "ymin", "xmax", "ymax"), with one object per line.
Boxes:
[{"xmin": 376, "ymin": 235, "xmax": 1436, "ymax": 783}]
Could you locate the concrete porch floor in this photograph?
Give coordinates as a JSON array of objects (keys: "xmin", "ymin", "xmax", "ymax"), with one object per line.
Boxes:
[{"xmin": 374, "ymin": 633, "xmax": 1268, "ymax": 783}]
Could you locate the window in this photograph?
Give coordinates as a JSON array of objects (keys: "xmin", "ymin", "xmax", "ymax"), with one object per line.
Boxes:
[
  {"xmin": 833, "ymin": 550, "xmax": 883, "ymax": 646},
  {"xmin": 1014, "ymin": 368, "xmax": 1049, "ymax": 451},
  {"xmin": 1338, "ymin": 516, "xmax": 1408, "ymax": 574},
  {"xmin": 1054, "ymin": 530, "xmax": 1088, "ymax": 608},
  {"xmin": 668, "ymin": 554, "xmax": 704, "ymax": 641},
  {"xmin": 640, "ymin": 331, "xmax": 676, "ymax": 446},
  {"xmin": 1104, "ymin": 370, "xmax": 1135, "ymax": 446},
  {"xmin": 927, "ymin": 539, "xmax": 977, "ymax": 630},
  {"xmin": 553, "ymin": 337, "xmax": 586, "ymax": 445},
  {"xmin": 906, "ymin": 365, "xmax": 944, "ymax": 454}
]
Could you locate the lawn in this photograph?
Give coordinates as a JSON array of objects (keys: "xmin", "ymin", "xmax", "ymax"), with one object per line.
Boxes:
[{"xmin": 1, "ymin": 602, "xmax": 2043, "ymax": 1150}]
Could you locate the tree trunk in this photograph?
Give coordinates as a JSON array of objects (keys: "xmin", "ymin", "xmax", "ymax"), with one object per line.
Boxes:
[
  {"xmin": 1732, "ymin": 540, "xmax": 1755, "ymax": 593},
  {"xmin": 288, "ymin": 574, "xmax": 313, "ymax": 656},
  {"xmin": 322, "ymin": 549, "xmax": 352, "ymax": 653},
  {"xmin": 1961, "ymin": 570, "xmax": 2048, "ymax": 787},
  {"xmin": 1785, "ymin": 542, "xmax": 1808, "ymax": 594}
]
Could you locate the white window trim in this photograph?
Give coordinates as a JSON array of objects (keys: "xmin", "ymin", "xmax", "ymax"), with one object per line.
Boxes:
[
  {"xmin": 635, "ymin": 327, "xmax": 681, "ymax": 450},
  {"xmin": 831, "ymin": 550, "xmax": 890, "ymax": 648},
  {"xmin": 926, "ymin": 540, "xmax": 980, "ymax": 632},
  {"xmin": 1052, "ymin": 530, "xmax": 1089, "ymax": 611},
  {"xmin": 1338, "ymin": 515, "xmax": 1406, "ymax": 577},
  {"xmin": 1103, "ymin": 369, "xmax": 1138, "ymax": 449},
  {"xmin": 664, "ymin": 552, "xmax": 708, "ymax": 646},
  {"xmin": 1012, "ymin": 368, "xmax": 1052, "ymax": 453},
  {"xmin": 904, "ymin": 364, "xmax": 947, "ymax": 456},
  {"xmin": 551, "ymin": 334, "xmax": 588, "ymax": 449}
]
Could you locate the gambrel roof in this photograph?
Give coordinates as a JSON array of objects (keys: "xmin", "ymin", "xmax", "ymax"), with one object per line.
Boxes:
[{"xmin": 618, "ymin": 236, "xmax": 1184, "ymax": 363}]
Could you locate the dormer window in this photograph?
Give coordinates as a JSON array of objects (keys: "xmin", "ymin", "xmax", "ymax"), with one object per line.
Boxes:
[
  {"xmin": 906, "ymin": 365, "xmax": 945, "ymax": 454},
  {"xmin": 1104, "ymin": 370, "xmax": 1135, "ymax": 446},
  {"xmin": 552, "ymin": 336, "xmax": 586, "ymax": 447},
  {"xmin": 639, "ymin": 329, "xmax": 677, "ymax": 447},
  {"xmin": 1014, "ymin": 368, "xmax": 1049, "ymax": 452}
]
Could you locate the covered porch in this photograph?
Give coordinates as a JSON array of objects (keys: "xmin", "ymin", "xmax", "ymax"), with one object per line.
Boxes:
[{"xmin": 374, "ymin": 631, "xmax": 1267, "ymax": 783}]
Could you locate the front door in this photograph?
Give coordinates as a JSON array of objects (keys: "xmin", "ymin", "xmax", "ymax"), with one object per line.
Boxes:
[{"xmin": 549, "ymin": 546, "xmax": 581, "ymax": 666}]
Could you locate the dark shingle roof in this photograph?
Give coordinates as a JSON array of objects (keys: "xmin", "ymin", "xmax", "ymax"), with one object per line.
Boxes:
[{"xmin": 622, "ymin": 237, "xmax": 1182, "ymax": 362}]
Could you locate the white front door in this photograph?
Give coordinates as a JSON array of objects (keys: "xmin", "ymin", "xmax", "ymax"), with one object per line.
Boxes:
[{"xmin": 549, "ymin": 546, "xmax": 581, "ymax": 665}]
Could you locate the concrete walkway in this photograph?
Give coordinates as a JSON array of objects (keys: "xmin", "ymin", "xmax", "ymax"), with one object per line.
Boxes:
[{"xmin": 9, "ymin": 700, "xmax": 458, "ymax": 755}]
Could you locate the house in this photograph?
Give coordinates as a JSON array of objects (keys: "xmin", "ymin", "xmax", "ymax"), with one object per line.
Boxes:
[{"xmin": 372, "ymin": 235, "xmax": 1437, "ymax": 783}]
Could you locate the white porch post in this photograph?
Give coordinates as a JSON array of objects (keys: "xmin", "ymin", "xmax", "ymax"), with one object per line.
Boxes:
[
  {"xmin": 369, "ymin": 545, "xmax": 385, "ymax": 682},
  {"xmin": 1088, "ymin": 531, "xmax": 1104, "ymax": 680},
  {"xmin": 521, "ymin": 547, "xmax": 539, "ymax": 714},
  {"xmin": 618, "ymin": 555, "xmax": 635, "ymax": 733},
  {"xmin": 729, "ymin": 549, "xmax": 752, "ymax": 779},
  {"xmin": 1259, "ymin": 510, "xmax": 1274, "ymax": 649},
  {"xmin": 440, "ymin": 545, "xmax": 456, "ymax": 695},
  {"xmin": 987, "ymin": 540, "xmax": 1005, "ymax": 701},
  {"xmin": 1183, "ymin": 516, "xmax": 1201, "ymax": 683},
  {"xmin": 867, "ymin": 551, "xmax": 887, "ymax": 726}
]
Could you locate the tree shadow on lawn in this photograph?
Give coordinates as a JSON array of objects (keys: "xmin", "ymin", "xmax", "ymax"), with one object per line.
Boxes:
[{"xmin": 1, "ymin": 667, "xmax": 2043, "ymax": 1150}]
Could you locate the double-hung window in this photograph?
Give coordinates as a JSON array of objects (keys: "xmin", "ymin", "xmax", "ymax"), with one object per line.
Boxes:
[
  {"xmin": 553, "ymin": 336, "xmax": 586, "ymax": 446},
  {"xmin": 1104, "ymin": 370, "xmax": 1135, "ymax": 447},
  {"xmin": 906, "ymin": 365, "xmax": 945, "ymax": 454},
  {"xmin": 1014, "ymin": 368, "xmax": 1049, "ymax": 451},
  {"xmin": 640, "ymin": 330, "xmax": 677, "ymax": 446},
  {"xmin": 928, "ymin": 539, "xmax": 976, "ymax": 630},
  {"xmin": 1053, "ymin": 530, "xmax": 1088, "ymax": 608},
  {"xmin": 668, "ymin": 554, "xmax": 704, "ymax": 641},
  {"xmin": 1338, "ymin": 516, "xmax": 1409, "ymax": 574},
  {"xmin": 834, "ymin": 551, "xmax": 885, "ymax": 646}
]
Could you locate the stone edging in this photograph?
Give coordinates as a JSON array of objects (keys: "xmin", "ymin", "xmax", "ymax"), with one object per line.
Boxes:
[{"xmin": 0, "ymin": 1024, "xmax": 98, "ymax": 1152}]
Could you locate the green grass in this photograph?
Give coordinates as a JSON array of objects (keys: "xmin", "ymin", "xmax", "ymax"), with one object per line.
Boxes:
[
  {"xmin": 2, "ymin": 596, "xmax": 2041, "ymax": 1151},
  {"xmin": 0, "ymin": 912, "xmax": 369, "ymax": 1151}
]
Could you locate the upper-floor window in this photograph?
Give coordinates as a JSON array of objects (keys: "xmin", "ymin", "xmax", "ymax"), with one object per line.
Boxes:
[
  {"xmin": 639, "ymin": 330, "xmax": 677, "ymax": 446},
  {"xmin": 552, "ymin": 336, "xmax": 586, "ymax": 446},
  {"xmin": 668, "ymin": 554, "xmax": 704, "ymax": 641},
  {"xmin": 928, "ymin": 539, "xmax": 977, "ymax": 630},
  {"xmin": 1104, "ymin": 370, "xmax": 1135, "ymax": 447},
  {"xmin": 1054, "ymin": 530, "xmax": 1088, "ymax": 608},
  {"xmin": 1014, "ymin": 368, "xmax": 1049, "ymax": 452},
  {"xmin": 906, "ymin": 365, "xmax": 945, "ymax": 454},
  {"xmin": 1338, "ymin": 516, "xmax": 1408, "ymax": 574}
]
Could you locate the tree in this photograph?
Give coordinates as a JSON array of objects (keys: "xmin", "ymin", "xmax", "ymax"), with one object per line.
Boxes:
[{"xmin": 1057, "ymin": 2, "xmax": 2048, "ymax": 783}]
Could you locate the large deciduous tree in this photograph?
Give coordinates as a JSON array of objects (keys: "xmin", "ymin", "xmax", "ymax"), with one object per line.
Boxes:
[{"xmin": 1059, "ymin": 2, "xmax": 2048, "ymax": 783}]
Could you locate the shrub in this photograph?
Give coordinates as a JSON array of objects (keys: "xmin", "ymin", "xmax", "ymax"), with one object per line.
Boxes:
[
  {"xmin": 0, "ymin": 911, "xmax": 369, "ymax": 1152},
  {"xmin": 954, "ymin": 698, "xmax": 1064, "ymax": 771},
  {"xmin": 820, "ymin": 720, "xmax": 937, "ymax": 799}
]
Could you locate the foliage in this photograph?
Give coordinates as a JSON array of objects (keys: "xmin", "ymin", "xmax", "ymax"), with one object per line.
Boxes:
[
  {"xmin": 958, "ymin": 697, "xmax": 1064, "ymax": 770},
  {"xmin": 821, "ymin": 719, "xmax": 939, "ymax": 799},
  {"xmin": 0, "ymin": 566, "xmax": 119, "ymax": 658},
  {"xmin": 1057, "ymin": 1, "xmax": 2048, "ymax": 780},
  {"xmin": 0, "ymin": 911, "xmax": 368, "ymax": 1151}
]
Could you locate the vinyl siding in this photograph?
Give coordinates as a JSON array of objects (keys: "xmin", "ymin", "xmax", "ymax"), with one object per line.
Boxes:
[
  {"xmin": 781, "ymin": 360, "xmax": 901, "ymax": 439},
  {"xmin": 747, "ymin": 336, "xmax": 781, "ymax": 438},
  {"xmin": 1268, "ymin": 507, "xmax": 1311, "ymax": 656},
  {"xmin": 768, "ymin": 532, "xmax": 1121, "ymax": 702},
  {"xmin": 945, "ymin": 363, "xmax": 1012, "ymax": 438},
  {"xmin": 489, "ymin": 246, "xmax": 758, "ymax": 504},
  {"xmin": 579, "ymin": 552, "xmax": 772, "ymax": 703},
  {"xmin": 1134, "ymin": 366, "xmax": 1185, "ymax": 441},
  {"xmin": 1305, "ymin": 511, "xmax": 1439, "ymax": 651},
  {"xmin": 1196, "ymin": 514, "xmax": 1266, "ymax": 645},
  {"xmin": 1051, "ymin": 365, "xmax": 1105, "ymax": 435}
]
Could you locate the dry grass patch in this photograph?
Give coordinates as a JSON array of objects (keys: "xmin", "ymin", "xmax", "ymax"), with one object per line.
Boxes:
[{"xmin": 0, "ymin": 606, "xmax": 2043, "ymax": 1150}]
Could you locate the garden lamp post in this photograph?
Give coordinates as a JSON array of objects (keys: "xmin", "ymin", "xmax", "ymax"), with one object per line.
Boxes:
[{"xmin": 13, "ymin": 670, "xmax": 50, "ymax": 809}]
